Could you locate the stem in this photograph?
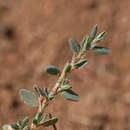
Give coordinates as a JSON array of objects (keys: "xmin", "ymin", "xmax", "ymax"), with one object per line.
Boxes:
[
  {"xmin": 30, "ymin": 50, "xmax": 86, "ymax": 129},
  {"xmin": 49, "ymin": 113, "xmax": 57, "ymax": 130}
]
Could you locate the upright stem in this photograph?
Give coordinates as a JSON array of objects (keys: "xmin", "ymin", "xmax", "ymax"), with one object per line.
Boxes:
[{"xmin": 31, "ymin": 50, "xmax": 86, "ymax": 129}]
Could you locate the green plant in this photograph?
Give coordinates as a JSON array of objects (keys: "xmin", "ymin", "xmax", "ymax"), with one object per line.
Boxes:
[{"xmin": 3, "ymin": 25, "xmax": 110, "ymax": 130}]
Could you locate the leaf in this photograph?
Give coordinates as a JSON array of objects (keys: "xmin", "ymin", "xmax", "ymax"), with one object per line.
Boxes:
[
  {"xmin": 81, "ymin": 36, "xmax": 86, "ymax": 49},
  {"xmin": 45, "ymin": 65, "xmax": 60, "ymax": 75},
  {"xmin": 74, "ymin": 59, "xmax": 88, "ymax": 69},
  {"xmin": 20, "ymin": 89, "xmax": 39, "ymax": 107},
  {"xmin": 93, "ymin": 31, "xmax": 106, "ymax": 44},
  {"xmin": 40, "ymin": 114, "xmax": 48, "ymax": 122},
  {"xmin": 61, "ymin": 90, "xmax": 80, "ymax": 102},
  {"xmin": 33, "ymin": 85, "xmax": 46, "ymax": 97},
  {"xmin": 69, "ymin": 38, "xmax": 80, "ymax": 54},
  {"xmin": 17, "ymin": 117, "xmax": 29, "ymax": 128},
  {"xmin": 32, "ymin": 119, "xmax": 38, "ymax": 125},
  {"xmin": 17, "ymin": 120, "xmax": 23, "ymax": 127},
  {"xmin": 2, "ymin": 125, "xmax": 11, "ymax": 130},
  {"xmin": 10, "ymin": 124, "xmax": 19, "ymax": 130},
  {"xmin": 44, "ymin": 88, "xmax": 49, "ymax": 97},
  {"xmin": 63, "ymin": 63, "xmax": 72, "ymax": 74},
  {"xmin": 93, "ymin": 46, "xmax": 111, "ymax": 55},
  {"xmin": 22, "ymin": 117, "xmax": 29, "ymax": 127},
  {"xmin": 48, "ymin": 92, "xmax": 55, "ymax": 100},
  {"xmin": 81, "ymin": 36, "xmax": 90, "ymax": 51},
  {"xmin": 39, "ymin": 117, "xmax": 58, "ymax": 127},
  {"xmin": 35, "ymin": 112, "xmax": 42, "ymax": 123},
  {"xmin": 32, "ymin": 112, "xmax": 42, "ymax": 125},
  {"xmin": 90, "ymin": 24, "xmax": 98, "ymax": 41}
]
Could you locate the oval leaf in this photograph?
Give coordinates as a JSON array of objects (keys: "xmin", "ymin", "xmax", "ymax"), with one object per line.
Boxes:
[
  {"xmin": 69, "ymin": 38, "xmax": 80, "ymax": 54},
  {"xmin": 61, "ymin": 90, "xmax": 80, "ymax": 102},
  {"xmin": 2, "ymin": 125, "xmax": 11, "ymax": 130},
  {"xmin": 11, "ymin": 124, "xmax": 19, "ymax": 130},
  {"xmin": 93, "ymin": 46, "xmax": 111, "ymax": 55},
  {"xmin": 74, "ymin": 59, "xmax": 88, "ymax": 69},
  {"xmin": 39, "ymin": 117, "xmax": 58, "ymax": 127},
  {"xmin": 90, "ymin": 24, "xmax": 98, "ymax": 41},
  {"xmin": 20, "ymin": 89, "xmax": 38, "ymax": 107},
  {"xmin": 45, "ymin": 65, "xmax": 60, "ymax": 75}
]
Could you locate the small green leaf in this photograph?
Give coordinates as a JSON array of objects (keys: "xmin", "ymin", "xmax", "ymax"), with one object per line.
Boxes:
[
  {"xmin": 48, "ymin": 92, "xmax": 55, "ymax": 100},
  {"xmin": 33, "ymin": 85, "xmax": 46, "ymax": 97},
  {"xmin": 22, "ymin": 117, "xmax": 29, "ymax": 127},
  {"xmin": 93, "ymin": 31, "xmax": 106, "ymax": 44},
  {"xmin": 63, "ymin": 63, "xmax": 72, "ymax": 74},
  {"xmin": 17, "ymin": 120, "xmax": 23, "ymax": 127},
  {"xmin": 39, "ymin": 117, "xmax": 58, "ymax": 127},
  {"xmin": 81, "ymin": 36, "xmax": 90, "ymax": 51},
  {"xmin": 35, "ymin": 112, "xmax": 42, "ymax": 123},
  {"xmin": 69, "ymin": 38, "xmax": 80, "ymax": 54},
  {"xmin": 61, "ymin": 90, "xmax": 80, "ymax": 102},
  {"xmin": 32, "ymin": 119, "xmax": 38, "ymax": 125},
  {"xmin": 81, "ymin": 36, "xmax": 86, "ymax": 49},
  {"xmin": 20, "ymin": 89, "xmax": 39, "ymax": 107},
  {"xmin": 93, "ymin": 46, "xmax": 111, "ymax": 55},
  {"xmin": 90, "ymin": 24, "xmax": 98, "ymax": 41},
  {"xmin": 45, "ymin": 65, "xmax": 60, "ymax": 75},
  {"xmin": 40, "ymin": 114, "xmax": 48, "ymax": 122},
  {"xmin": 11, "ymin": 124, "xmax": 19, "ymax": 130},
  {"xmin": 2, "ymin": 125, "xmax": 11, "ymax": 130},
  {"xmin": 74, "ymin": 59, "xmax": 88, "ymax": 69},
  {"xmin": 44, "ymin": 88, "xmax": 49, "ymax": 97}
]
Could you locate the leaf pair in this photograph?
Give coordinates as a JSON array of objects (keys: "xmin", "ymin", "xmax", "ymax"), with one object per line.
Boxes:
[
  {"xmin": 90, "ymin": 24, "xmax": 106, "ymax": 44},
  {"xmin": 80, "ymin": 24, "xmax": 110, "ymax": 55},
  {"xmin": 32, "ymin": 113, "xmax": 58, "ymax": 128},
  {"xmin": 90, "ymin": 25, "xmax": 110, "ymax": 54},
  {"xmin": 74, "ymin": 59, "xmax": 88, "ymax": 69}
]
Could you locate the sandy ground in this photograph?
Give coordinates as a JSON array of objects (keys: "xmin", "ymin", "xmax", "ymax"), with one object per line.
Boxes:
[{"xmin": 0, "ymin": 0, "xmax": 130, "ymax": 130}]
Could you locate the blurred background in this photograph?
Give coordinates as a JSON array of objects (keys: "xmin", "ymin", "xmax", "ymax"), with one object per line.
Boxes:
[{"xmin": 0, "ymin": 0, "xmax": 130, "ymax": 130}]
